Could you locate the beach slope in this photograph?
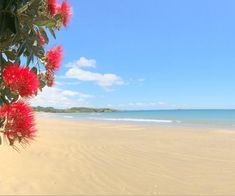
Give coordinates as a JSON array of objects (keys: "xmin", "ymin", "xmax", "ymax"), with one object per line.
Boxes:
[{"xmin": 0, "ymin": 118, "xmax": 234, "ymax": 195}]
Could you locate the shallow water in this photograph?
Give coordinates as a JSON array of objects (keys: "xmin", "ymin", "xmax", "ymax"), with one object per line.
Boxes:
[{"xmin": 36, "ymin": 109, "xmax": 235, "ymax": 129}]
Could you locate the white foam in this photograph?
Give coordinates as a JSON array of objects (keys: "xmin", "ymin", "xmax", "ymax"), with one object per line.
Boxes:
[
  {"xmin": 36, "ymin": 113, "xmax": 54, "ymax": 118},
  {"xmin": 63, "ymin": 115, "xmax": 74, "ymax": 119},
  {"xmin": 89, "ymin": 117, "xmax": 175, "ymax": 123}
]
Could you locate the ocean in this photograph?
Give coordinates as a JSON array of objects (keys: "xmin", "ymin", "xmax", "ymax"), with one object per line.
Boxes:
[{"xmin": 36, "ymin": 109, "xmax": 235, "ymax": 129}]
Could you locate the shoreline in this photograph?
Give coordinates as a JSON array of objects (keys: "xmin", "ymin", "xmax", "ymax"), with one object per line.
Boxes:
[{"xmin": 36, "ymin": 114, "xmax": 235, "ymax": 131}]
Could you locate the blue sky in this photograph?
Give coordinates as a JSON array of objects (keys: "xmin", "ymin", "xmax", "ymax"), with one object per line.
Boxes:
[{"xmin": 32, "ymin": 0, "xmax": 235, "ymax": 109}]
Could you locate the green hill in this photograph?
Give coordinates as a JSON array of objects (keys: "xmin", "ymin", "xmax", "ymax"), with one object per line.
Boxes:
[{"xmin": 33, "ymin": 106, "xmax": 118, "ymax": 113}]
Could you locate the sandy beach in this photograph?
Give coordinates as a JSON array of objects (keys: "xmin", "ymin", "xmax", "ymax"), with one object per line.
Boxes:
[{"xmin": 0, "ymin": 118, "xmax": 235, "ymax": 195}]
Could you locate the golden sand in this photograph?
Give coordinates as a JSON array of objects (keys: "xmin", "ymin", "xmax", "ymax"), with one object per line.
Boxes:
[{"xmin": 0, "ymin": 118, "xmax": 235, "ymax": 195}]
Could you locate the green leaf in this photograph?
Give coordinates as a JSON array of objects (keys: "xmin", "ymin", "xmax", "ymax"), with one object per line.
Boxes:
[
  {"xmin": 5, "ymin": 51, "xmax": 16, "ymax": 60},
  {"xmin": 34, "ymin": 18, "xmax": 57, "ymax": 28},
  {"xmin": 38, "ymin": 73, "xmax": 47, "ymax": 90},
  {"xmin": 31, "ymin": 67, "xmax": 38, "ymax": 75},
  {"xmin": 34, "ymin": 20, "xmax": 48, "ymax": 26},
  {"xmin": 14, "ymin": 15, "xmax": 20, "ymax": 33},
  {"xmin": 26, "ymin": 50, "xmax": 34, "ymax": 66},
  {"xmin": 46, "ymin": 20, "xmax": 57, "ymax": 28},
  {"xmin": 39, "ymin": 79, "xmax": 46, "ymax": 90},
  {"xmin": 49, "ymin": 28, "xmax": 56, "ymax": 39},
  {"xmin": 17, "ymin": 40, "xmax": 27, "ymax": 57}
]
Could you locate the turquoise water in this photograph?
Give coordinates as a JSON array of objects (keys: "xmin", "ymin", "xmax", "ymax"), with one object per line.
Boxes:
[{"xmin": 37, "ymin": 110, "xmax": 235, "ymax": 129}]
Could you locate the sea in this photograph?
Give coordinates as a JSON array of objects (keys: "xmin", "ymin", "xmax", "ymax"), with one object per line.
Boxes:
[{"xmin": 36, "ymin": 109, "xmax": 235, "ymax": 129}]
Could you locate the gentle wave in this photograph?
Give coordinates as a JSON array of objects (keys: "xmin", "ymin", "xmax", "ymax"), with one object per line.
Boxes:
[
  {"xmin": 36, "ymin": 113, "xmax": 54, "ymax": 118},
  {"xmin": 89, "ymin": 117, "xmax": 180, "ymax": 123},
  {"xmin": 63, "ymin": 115, "xmax": 74, "ymax": 119}
]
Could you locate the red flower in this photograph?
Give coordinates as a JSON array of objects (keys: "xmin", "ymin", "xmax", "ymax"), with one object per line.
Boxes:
[
  {"xmin": 3, "ymin": 64, "xmax": 39, "ymax": 97},
  {"xmin": 48, "ymin": 0, "xmax": 57, "ymax": 16},
  {"xmin": 58, "ymin": 0, "xmax": 72, "ymax": 27},
  {"xmin": 36, "ymin": 33, "xmax": 45, "ymax": 46},
  {"xmin": 39, "ymin": 33, "xmax": 45, "ymax": 45},
  {"xmin": 45, "ymin": 70, "xmax": 55, "ymax": 87},
  {"xmin": 46, "ymin": 45, "xmax": 63, "ymax": 71},
  {"xmin": 0, "ymin": 101, "xmax": 36, "ymax": 145}
]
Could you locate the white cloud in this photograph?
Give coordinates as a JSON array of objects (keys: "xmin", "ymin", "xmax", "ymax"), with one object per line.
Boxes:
[
  {"xmin": 30, "ymin": 87, "xmax": 92, "ymax": 109},
  {"xmin": 65, "ymin": 57, "xmax": 124, "ymax": 89},
  {"xmin": 56, "ymin": 81, "xmax": 81, "ymax": 86},
  {"xmin": 66, "ymin": 57, "xmax": 96, "ymax": 68},
  {"xmin": 61, "ymin": 90, "xmax": 80, "ymax": 96}
]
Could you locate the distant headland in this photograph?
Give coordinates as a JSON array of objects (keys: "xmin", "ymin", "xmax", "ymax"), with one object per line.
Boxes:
[{"xmin": 32, "ymin": 106, "xmax": 118, "ymax": 113}]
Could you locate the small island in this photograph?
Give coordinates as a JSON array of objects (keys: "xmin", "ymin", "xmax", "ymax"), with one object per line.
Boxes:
[{"xmin": 32, "ymin": 106, "xmax": 118, "ymax": 113}]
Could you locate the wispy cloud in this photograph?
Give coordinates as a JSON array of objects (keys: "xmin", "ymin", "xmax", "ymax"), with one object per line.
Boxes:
[
  {"xmin": 55, "ymin": 81, "xmax": 81, "ymax": 86},
  {"xmin": 30, "ymin": 87, "xmax": 92, "ymax": 109},
  {"xmin": 65, "ymin": 57, "xmax": 124, "ymax": 89}
]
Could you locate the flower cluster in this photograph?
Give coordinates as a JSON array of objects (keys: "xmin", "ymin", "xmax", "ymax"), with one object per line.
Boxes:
[
  {"xmin": 48, "ymin": 0, "xmax": 57, "ymax": 16},
  {"xmin": 58, "ymin": 1, "xmax": 72, "ymax": 27},
  {"xmin": 3, "ymin": 64, "xmax": 40, "ymax": 98},
  {"xmin": 0, "ymin": 0, "xmax": 72, "ymax": 148},
  {"xmin": 46, "ymin": 45, "xmax": 63, "ymax": 71},
  {"xmin": 0, "ymin": 101, "xmax": 36, "ymax": 145},
  {"xmin": 48, "ymin": 0, "xmax": 72, "ymax": 27},
  {"xmin": 45, "ymin": 45, "xmax": 63, "ymax": 86}
]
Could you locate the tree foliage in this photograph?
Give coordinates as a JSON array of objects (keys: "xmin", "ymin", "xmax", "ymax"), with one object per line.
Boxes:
[{"xmin": 0, "ymin": 0, "xmax": 72, "ymax": 147}]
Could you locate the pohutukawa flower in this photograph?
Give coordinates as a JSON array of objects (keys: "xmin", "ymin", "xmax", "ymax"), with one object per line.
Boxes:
[
  {"xmin": 48, "ymin": 0, "xmax": 57, "ymax": 16},
  {"xmin": 3, "ymin": 64, "xmax": 40, "ymax": 97},
  {"xmin": 0, "ymin": 101, "xmax": 36, "ymax": 145},
  {"xmin": 36, "ymin": 32, "xmax": 45, "ymax": 46},
  {"xmin": 39, "ymin": 33, "xmax": 45, "ymax": 46},
  {"xmin": 46, "ymin": 45, "xmax": 63, "ymax": 71},
  {"xmin": 58, "ymin": 0, "xmax": 72, "ymax": 27}
]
